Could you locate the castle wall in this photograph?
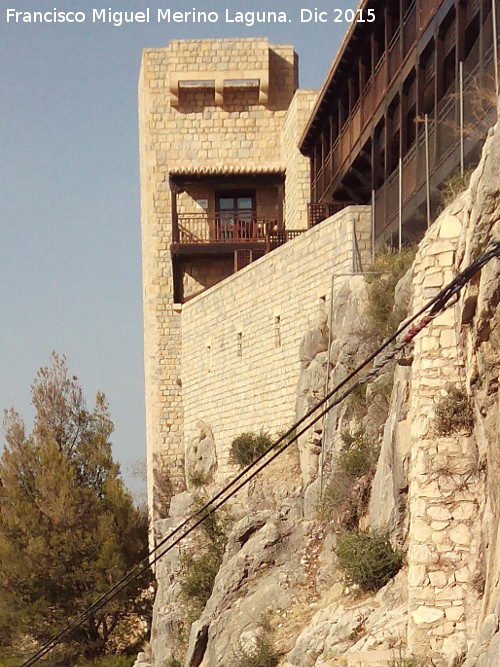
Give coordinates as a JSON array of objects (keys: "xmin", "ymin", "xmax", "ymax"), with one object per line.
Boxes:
[{"xmin": 180, "ymin": 206, "xmax": 372, "ymax": 480}]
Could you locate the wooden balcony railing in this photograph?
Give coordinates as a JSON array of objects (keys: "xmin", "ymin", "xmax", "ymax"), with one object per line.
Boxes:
[
  {"xmin": 177, "ymin": 213, "xmax": 277, "ymax": 243},
  {"xmin": 308, "ymin": 202, "xmax": 352, "ymax": 227},
  {"xmin": 374, "ymin": 31, "xmax": 499, "ymax": 238},
  {"xmin": 176, "ymin": 213, "xmax": 306, "ymax": 249}
]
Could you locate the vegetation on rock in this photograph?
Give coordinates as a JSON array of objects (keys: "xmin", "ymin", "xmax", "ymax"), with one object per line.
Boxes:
[
  {"xmin": 335, "ymin": 531, "xmax": 403, "ymax": 592},
  {"xmin": 337, "ymin": 431, "xmax": 378, "ymax": 479},
  {"xmin": 233, "ymin": 615, "xmax": 280, "ymax": 667},
  {"xmin": 230, "ymin": 431, "xmax": 274, "ymax": 467},
  {"xmin": 433, "ymin": 385, "xmax": 474, "ymax": 435},
  {"xmin": 318, "ymin": 430, "xmax": 378, "ymax": 529},
  {"xmin": 179, "ymin": 498, "xmax": 228, "ymax": 620},
  {"xmin": 0, "ymin": 354, "xmax": 151, "ymax": 665},
  {"xmin": 188, "ymin": 470, "xmax": 210, "ymax": 487},
  {"xmin": 233, "ymin": 635, "xmax": 280, "ymax": 667},
  {"xmin": 364, "ymin": 247, "xmax": 416, "ymax": 342},
  {"xmin": 79, "ymin": 657, "xmax": 136, "ymax": 667},
  {"xmin": 438, "ymin": 166, "xmax": 474, "ymax": 212}
]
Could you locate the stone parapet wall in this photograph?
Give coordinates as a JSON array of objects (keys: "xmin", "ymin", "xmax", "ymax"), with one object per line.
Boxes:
[
  {"xmin": 180, "ymin": 206, "xmax": 372, "ymax": 479},
  {"xmin": 165, "ymin": 38, "xmax": 271, "ymax": 72},
  {"xmin": 139, "ymin": 40, "xmax": 297, "ymax": 172}
]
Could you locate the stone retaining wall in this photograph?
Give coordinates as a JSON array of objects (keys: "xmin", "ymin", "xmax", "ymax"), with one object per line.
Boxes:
[
  {"xmin": 181, "ymin": 206, "xmax": 372, "ymax": 479},
  {"xmin": 407, "ymin": 207, "xmax": 483, "ymax": 663}
]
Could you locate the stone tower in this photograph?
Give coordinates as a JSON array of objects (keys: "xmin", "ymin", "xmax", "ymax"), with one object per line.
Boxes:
[{"xmin": 138, "ymin": 38, "xmax": 314, "ymax": 522}]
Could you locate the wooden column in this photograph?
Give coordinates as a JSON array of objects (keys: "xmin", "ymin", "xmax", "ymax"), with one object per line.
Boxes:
[
  {"xmin": 401, "ymin": 84, "xmax": 408, "ymax": 155},
  {"xmin": 416, "ymin": 58, "xmax": 425, "ymax": 183},
  {"xmin": 384, "ymin": 110, "xmax": 391, "ymax": 177},
  {"xmin": 277, "ymin": 184, "xmax": 284, "ymax": 229},
  {"xmin": 170, "ymin": 179, "xmax": 181, "ymax": 244},
  {"xmin": 435, "ymin": 27, "xmax": 445, "ymax": 105},
  {"xmin": 456, "ymin": 0, "xmax": 466, "ymax": 63}
]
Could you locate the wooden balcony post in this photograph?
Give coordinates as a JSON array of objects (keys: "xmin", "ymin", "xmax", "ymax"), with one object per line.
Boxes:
[
  {"xmin": 384, "ymin": 5, "xmax": 391, "ymax": 61},
  {"xmin": 456, "ymin": 0, "xmax": 466, "ymax": 63},
  {"xmin": 277, "ymin": 184, "xmax": 284, "ymax": 229},
  {"xmin": 384, "ymin": 110, "xmax": 391, "ymax": 178},
  {"xmin": 435, "ymin": 25, "xmax": 445, "ymax": 104},
  {"xmin": 400, "ymin": 82, "xmax": 408, "ymax": 155},
  {"xmin": 170, "ymin": 179, "xmax": 182, "ymax": 243}
]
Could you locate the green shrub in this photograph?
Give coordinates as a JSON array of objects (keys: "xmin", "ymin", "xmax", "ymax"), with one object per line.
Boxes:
[
  {"xmin": 0, "ymin": 656, "xmax": 20, "ymax": 667},
  {"xmin": 346, "ymin": 382, "xmax": 368, "ymax": 417},
  {"xmin": 317, "ymin": 432, "xmax": 377, "ymax": 528},
  {"xmin": 0, "ymin": 650, "xmax": 137, "ymax": 667},
  {"xmin": 319, "ymin": 473, "xmax": 373, "ymax": 530},
  {"xmin": 179, "ymin": 499, "xmax": 228, "ymax": 620},
  {"xmin": 317, "ymin": 471, "xmax": 354, "ymax": 522},
  {"xmin": 388, "ymin": 645, "xmax": 428, "ymax": 667},
  {"xmin": 233, "ymin": 633, "xmax": 280, "ymax": 667},
  {"xmin": 364, "ymin": 247, "xmax": 416, "ymax": 341},
  {"xmin": 434, "ymin": 385, "xmax": 474, "ymax": 436},
  {"xmin": 188, "ymin": 470, "xmax": 209, "ymax": 487},
  {"xmin": 276, "ymin": 426, "xmax": 298, "ymax": 446},
  {"xmin": 79, "ymin": 657, "xmax": 135, "ymax": 667},
  {"xmin": 193, "ymin": 497, "xmax": 228, "ymax": 548},
  {"xmin": 388, "ymin": 658, "xmax": 426, "ymax": 667},
  {"xmin": 230, "ymin": 431, "xmax": 274, "ymax": 467},
  {"xmin": 438, "ymin": 167, "xmax": 474, "ymax": 211},
  {"xmin": 335, "ymin": 531, "xmax": 403, "ymax": 592},
  {"xmin": 179, "ymin": 544, "xmax": 224, "ymax": 618},
  {"xmin": 337, "ymin": 433, "xmax": 377, "ymax": 479}
]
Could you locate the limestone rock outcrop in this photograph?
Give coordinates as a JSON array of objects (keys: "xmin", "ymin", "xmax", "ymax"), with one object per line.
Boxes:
[{"xmin": 144, "ymin": 112, "xmax": 500, "ymax": 666}]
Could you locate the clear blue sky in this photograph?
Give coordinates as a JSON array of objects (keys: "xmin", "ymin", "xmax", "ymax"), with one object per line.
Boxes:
[{"xmin": 0, "ymin": 0, "xmax": 356, "ymax": 498}]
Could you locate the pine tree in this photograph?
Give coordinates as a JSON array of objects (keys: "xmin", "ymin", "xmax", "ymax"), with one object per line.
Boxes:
[{"xmin": 0, "ymin": 354, "xmax": 151, "ymax": 664}]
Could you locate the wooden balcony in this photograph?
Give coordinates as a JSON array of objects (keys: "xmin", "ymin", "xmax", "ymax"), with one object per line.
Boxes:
[
  {"xmin": 374, "ymin": 33, "xmax": 499, "ymax": 238},
  {"xmin": 172, "ymin": 213, "xmax": 306, "ymax": 255}
]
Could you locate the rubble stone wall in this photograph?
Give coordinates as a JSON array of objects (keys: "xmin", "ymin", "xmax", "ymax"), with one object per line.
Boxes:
[{"xmin": 407, "ymin": 211, "xmax": 484, "ymax": 662}]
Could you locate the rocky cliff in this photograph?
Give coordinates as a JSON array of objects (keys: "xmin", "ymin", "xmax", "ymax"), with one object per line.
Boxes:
[{"xmin": 137, "ymin": 110, "xmax": 500, "ymax": 667}]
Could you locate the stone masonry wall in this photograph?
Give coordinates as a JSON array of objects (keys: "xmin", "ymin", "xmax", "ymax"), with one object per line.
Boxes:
[
  {"xmin": 180, "ymin": 207, "xmax": 372, "ymax": 481},
  {"xmin": 154, "ymin": 39, "xmax": 296, "ymax": 171},
  {"xmin": 281, "ymin": 90, "xmax": 318, "ymax": 230},
  {"xmin": 139, "ymin": 55, "xmax": 185, "ymax": 522},
  {"xmin": 407, "ymin": 207, "xmax": 484, "ymax": 663}
]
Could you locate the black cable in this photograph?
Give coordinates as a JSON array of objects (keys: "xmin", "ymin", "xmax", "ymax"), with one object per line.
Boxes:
[{"xmin": 19, "ymin": 239, "xmax": 500, "ymax": 666}]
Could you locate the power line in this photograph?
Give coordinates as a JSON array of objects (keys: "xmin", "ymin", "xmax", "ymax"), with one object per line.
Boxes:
[{"xmin": 19, "ymin": 238, "xmax": 500, "ymax": 666}]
